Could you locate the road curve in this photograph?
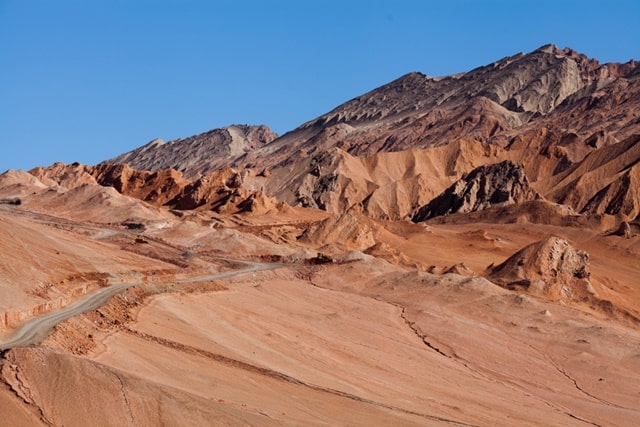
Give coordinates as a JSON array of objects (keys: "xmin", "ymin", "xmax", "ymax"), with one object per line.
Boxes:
[
  {"xmin": 175, "ymin": 261, "xmax": 279, "ymax": 283},
  {"xmin": 0, "ymin": 262, "xmax": 279, "ymax": 351}
]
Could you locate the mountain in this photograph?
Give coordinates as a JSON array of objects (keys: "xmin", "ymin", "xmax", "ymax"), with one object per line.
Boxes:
[
  {"xmin": 237, "ymin": 44, "xmax": 638, "ymax": 165},
  {"xmin": 2, "ymin": 45, "xmax": 640, "ymax": 426},
  {"xmin": 106, "ymin": 124, "xmax": 278, "ymax": 178},
  {"xmin": 102, "ymin": 45, "xmax": 640, "ymax": 224}
]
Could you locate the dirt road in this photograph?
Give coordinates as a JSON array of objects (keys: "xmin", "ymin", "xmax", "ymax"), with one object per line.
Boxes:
[{"xmin": 0, "ymin": 262, "xmax": 279, "ymax": 351}]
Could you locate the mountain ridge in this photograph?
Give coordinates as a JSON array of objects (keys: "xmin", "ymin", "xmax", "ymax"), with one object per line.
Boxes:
[
  {"xmin": 90, "ymin": 45, "xmax": 640, "ymax": 224},
  {"xmin": 106, "ymin": 124, "xmax": 278, "ymax": 178},
  {"xmin": 1, "ymin": 44, "xmax": 640, "ymax": 427}
]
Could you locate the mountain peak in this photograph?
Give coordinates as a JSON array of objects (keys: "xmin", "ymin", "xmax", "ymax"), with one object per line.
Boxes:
[
  {"xmin": 296, "ymin": 45, "xmax": 604, "ymax": 133},
  {"xmin": 534, "ymin": 43, "xmax": 561, "ymax": 54},
  {"xmin": 105, "ymin": 124, "xmax": 278, "ymax": 178},
  {"xmin": 102, "ymin": 46, "xmax": 639, "ymax": 192}
]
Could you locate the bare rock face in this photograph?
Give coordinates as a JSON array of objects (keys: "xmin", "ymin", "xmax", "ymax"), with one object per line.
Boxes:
[
  {"xmin": 106, "ymin": 125, "xmax": 278, "ymax": 178},
  {"xmin": 488, "ymin": 237, "xmax": 594, "ymax": 301},
  {"xmin": 581, "ymin": 163, "xmax": 640, "ymax": 221},
  {"xmin": 166, "ymin": 168, "xmax": 244, "ymax": 211},
  {"xmin": 91, "ymin": 163, "xmax": 189, "ymax": 206},
  {"xmin": 235, "ymin": 191, "xmax": 274, "ymax": 214},
  {"xmin": 31, "ymin": 162, "xmax": 286, "ymax": 216},
  {"xmin": 546, "ymin": 135, "xmax": 640, "ymax": 221},
  {"xmin": 412, "ymin": 160, "xmax": 539, "ymax": 221}
]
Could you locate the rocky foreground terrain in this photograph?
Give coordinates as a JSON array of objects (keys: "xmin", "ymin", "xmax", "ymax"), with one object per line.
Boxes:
[{"xmin": 1, "ymin": 44, "xmax": 639, "ymax": 426}]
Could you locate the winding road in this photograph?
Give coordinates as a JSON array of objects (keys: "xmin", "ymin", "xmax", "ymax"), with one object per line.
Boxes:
[{"xmin": 0, "ymin": 262, "xmax": 279, "ymax": 351}]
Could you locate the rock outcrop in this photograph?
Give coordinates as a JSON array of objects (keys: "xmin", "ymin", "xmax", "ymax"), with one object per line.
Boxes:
[
  {"xmin": 543, "ymin": 135, "xmax": 640, "ymax": 218},
  {"xmin": 412, "ymin": 161, "xmax": 539, "ymax": 221},
  {"xmin": 580, "ymin": 163, "xmax": 640, "ymax": 221},
  {"xmin": 20, "ymin": 162, "xmax": 288, "ymax": 217},
  {"xmin": 298, "ymin": 211, "xmax": 377, "ymax": 251},
  {"xmin": 91, "ymin": 163, "xmax": 188, "ymax": 206},
  {"xmin": 488, "ymin": 237, "xmax": 594, "ymax": 301},
  {"xmin": 613, "ymin": 221, "xmax": 632, "ymax": 238}
]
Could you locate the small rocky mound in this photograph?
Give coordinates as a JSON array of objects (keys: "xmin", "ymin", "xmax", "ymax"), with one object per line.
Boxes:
[
  {"xmin": 0, "ymin": 169, "xmax": 48, "ymax": 194},
  {"xmin": 0, "ymin": 167, "xmax": 48, "ymax": 200},
  {"xmin": 235, "ymin": 191, "xmax": 291, "ymax": 215},
  {"xmin": 442, "ymin": 263, "xmax": 476, "ymax": 276},
  {"xmin": 363, "ymin": 242, "xmax": 413, "ymax": 266},
  {"xmin": 412, "ymin": 160, "xmax": 539, "ymax": 221},
  {"xmin": 298, "ymin": 212, "xmax": 376, "ymax": 250},
  {"xmin": 488, "ymin": 237, "xmax": 595, "ymax": 301}
]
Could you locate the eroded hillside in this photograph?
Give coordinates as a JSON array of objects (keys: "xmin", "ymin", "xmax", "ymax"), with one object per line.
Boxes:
[{"xmin": 1, "ymin": 44, "xmax": 639, "ymax": 426}]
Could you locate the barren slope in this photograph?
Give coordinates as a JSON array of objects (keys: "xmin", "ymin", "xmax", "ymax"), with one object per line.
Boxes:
[
  {"xmin": 0, "ymin": 208, "xmax": 175, "ymax": 333},
  {"xmin": 0, "ymin": 174, "xmax": 639, "ymax": 426},
  {"xmin": 1, "ymin": 43, "xmax": 639, "ymax": 427}
]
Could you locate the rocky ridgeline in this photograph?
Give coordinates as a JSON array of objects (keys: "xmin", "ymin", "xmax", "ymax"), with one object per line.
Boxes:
[
  {"xmin": 301, "ymin": 44, "xmax": 622, "ymax": 129},
  {"xmin": 106, "ymin": 125, "xmax": 278, "ymax": 179},
  {"xmin": 60, "ymin": 44, "xmax": 639, "ymax": 223}
]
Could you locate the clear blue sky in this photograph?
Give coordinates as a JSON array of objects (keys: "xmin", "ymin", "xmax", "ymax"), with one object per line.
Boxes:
[{"xmin": 1, "ymin": 0, "xmax": 638, "ymax": 172}]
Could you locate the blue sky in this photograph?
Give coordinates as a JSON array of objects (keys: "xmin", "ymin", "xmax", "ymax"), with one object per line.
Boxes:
[{"xmin": 1, "ymin": 0, "xmax": 639, "ymax": 172}]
